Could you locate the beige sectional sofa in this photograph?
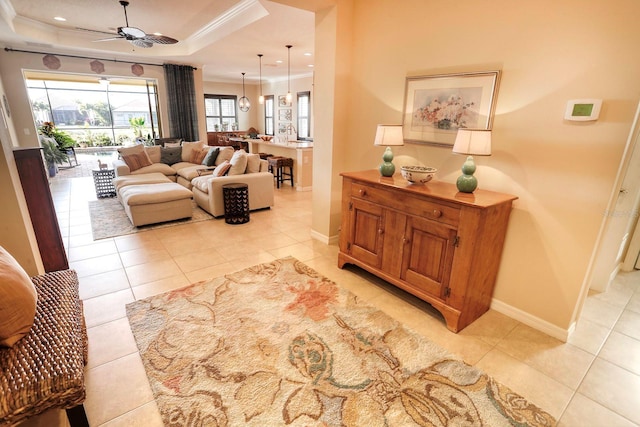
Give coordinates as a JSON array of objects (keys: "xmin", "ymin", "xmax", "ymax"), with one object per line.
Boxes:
[{"xmin": 112, "ymin": 142, "xmax": 274, "ymax": 218}]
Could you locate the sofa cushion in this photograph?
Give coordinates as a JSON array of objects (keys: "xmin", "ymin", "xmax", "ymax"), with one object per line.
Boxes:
[
  {"xmin": 191, "ymin": 175, "xmax": 210, "ymax": 194},
  {"xmin": 175, "ymin": 164, "xmax": 207, "ymax": 182},
  {"xmin": 0, "ymin": 246, "xmax": 37, "ymax": 347},
  {"xmin": 181, "ymin": 141, "xmax": 205, "ymax": 162},
  {"xmin": 203, "ymin": 147, "xmax": 220, "ymax": 167},
  {"xmin": 161, "ymin": 146, "xmax": 182, "ymax": 165},
  {"xmin": 246, "ymin": 153, "xmax": 261, "ymax": 174},
  {"xmin": 144, "ymin": 145, "xmax": 161, "ymax": 163},
  {"xmin": 190, "ymin": 146, "xmax": 210, "ymax": 164},
  {"xmin": 130, "ymin": 162, "xmax": 176, "ymax": 177},
  {"xmin": 228, "ymin": 149, "xmax": 248, "ymax": 176},
  {"xmin": 215, "ymin": 147, "xmax": 234, "ymax": 165}
]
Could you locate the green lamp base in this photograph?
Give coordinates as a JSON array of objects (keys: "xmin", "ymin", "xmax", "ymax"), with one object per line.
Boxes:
[
  {"xmin": 456, "ymin": 155, "xmax": 478, "ymax": 193},
  {"xmin": 379, "ymin": 162, "xmax": 395, "ymax": 177},
  {"xmin": 379, "ymin": 146, "xmax": 396, "ymax": 177}
]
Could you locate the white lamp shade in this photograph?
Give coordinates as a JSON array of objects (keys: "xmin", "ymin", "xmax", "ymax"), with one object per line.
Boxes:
[
  {"xmin": 452, "ymin": 129, "xmax": 492, "ymax": 156},
  {"xmin": 374, "ymin": 125, "xmax": 404, "ymax": 146}
]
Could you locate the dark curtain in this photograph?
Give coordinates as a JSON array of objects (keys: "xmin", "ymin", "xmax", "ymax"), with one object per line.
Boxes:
[{"xmin": 163, "ymin": 64, "xmax": 199, "ymax": 141}]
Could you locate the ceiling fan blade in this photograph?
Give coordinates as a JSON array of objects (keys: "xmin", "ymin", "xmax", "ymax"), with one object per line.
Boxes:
[
  {"xmin": 130, "ymin": 39, "xmax": 152, "ymax": 48},
  {"xmin": 93, "ymin": 36, "xmax": 124, "ymax": 42},
  {"xmin": 75, "ymin": 27, "xmax": 118, "ymax": 36},
  {"xmin": 142, "ymin": 34, "xmax": 178, "ymax": 45}
]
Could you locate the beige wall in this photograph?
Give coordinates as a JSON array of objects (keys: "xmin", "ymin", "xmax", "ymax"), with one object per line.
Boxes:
[{"xmin": 310, "ymin": 0, "xmax": 640, "ymax": 332}]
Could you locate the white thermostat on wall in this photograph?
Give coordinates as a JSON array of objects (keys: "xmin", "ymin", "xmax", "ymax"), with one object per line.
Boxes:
[{"xmin": 564, "ymin": 99, "xmax": 602, "ymax": 121}]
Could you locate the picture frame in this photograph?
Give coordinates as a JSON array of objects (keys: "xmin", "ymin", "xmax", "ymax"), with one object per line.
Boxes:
[
  {"xmin": 402, "ymin": 70, "xmax": 501, "ymax": 147},
  {"xmin": 278, "ymin": 109, "xmax": 292, "ymax": 121},
  {"xmin": 278, "ymin": 95, "xmax": 291, "ymax": 107}
]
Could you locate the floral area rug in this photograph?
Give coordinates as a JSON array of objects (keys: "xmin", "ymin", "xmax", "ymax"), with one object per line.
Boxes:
[
  {"xmin": 126, "ymin": 257, "xmax": 556, "ymax": 426},
  {"xmin": 88, "ymin": 198, "xmax": 213, "ymax": 240}
]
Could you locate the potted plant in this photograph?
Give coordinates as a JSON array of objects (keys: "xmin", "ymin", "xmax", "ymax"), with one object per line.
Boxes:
[{"xmin": 41, "ymin": 139, "xmax": 68, "ymax": 177}]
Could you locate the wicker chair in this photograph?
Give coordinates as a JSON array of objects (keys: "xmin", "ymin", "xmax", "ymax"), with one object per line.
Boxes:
[{"xmin": 0, "ymin": 269, "xmax": 88, "ymax": 427}]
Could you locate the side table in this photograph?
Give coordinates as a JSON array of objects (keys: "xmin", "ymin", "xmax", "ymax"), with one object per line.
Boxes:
[
  {"xmin": 222, "ymin": 183, "xmax": 249, "ymax": 224},
  {"xmin": 92, "ymin": 169, "xmax": 116, "ymax": 198}
]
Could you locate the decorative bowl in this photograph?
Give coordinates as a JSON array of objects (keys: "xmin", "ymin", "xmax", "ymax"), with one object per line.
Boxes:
[
  {"xmin": 260, "ymin": 135, "xmax": 273, "ymax": 142},
  {"xmin": 401, "ymin": 166, "xmax": 437, "ymax": 184}
]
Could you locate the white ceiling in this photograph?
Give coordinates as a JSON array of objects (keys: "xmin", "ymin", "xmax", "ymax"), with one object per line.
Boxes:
[{"xmin": 0, "ymin": 0, "xmax": 320, "ymax": 83}]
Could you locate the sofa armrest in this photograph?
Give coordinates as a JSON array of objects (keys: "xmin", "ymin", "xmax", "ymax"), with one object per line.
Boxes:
[
  {"xmin": 113, "ymin": 159, "xmax": 131, "ymax": 176},
  {"xmin": 196, "ymin": 172, "xmax": 274, "ymax": 217},
  {"xmin": 259, "ymin": 159, "xmax": 268, "ymax": 172}
]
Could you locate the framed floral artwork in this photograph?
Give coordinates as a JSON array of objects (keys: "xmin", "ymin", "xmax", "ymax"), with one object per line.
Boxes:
[{"xmin": 402, "ymin": 71, "xmax": 501, "ymax": 146}]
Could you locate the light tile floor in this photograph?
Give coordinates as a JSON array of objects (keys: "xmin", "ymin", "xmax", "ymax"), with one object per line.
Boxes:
[{"xmin": 19, "ymin": 163, "xmax": 640, "ymax": 426}]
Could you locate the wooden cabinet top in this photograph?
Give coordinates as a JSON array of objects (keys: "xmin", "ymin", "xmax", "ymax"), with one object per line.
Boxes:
[{"xmin": 341, "ymin": 170, "xmax": 517, "ymax": 209}]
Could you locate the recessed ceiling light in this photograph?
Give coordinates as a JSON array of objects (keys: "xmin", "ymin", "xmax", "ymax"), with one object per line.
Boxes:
[
  {"xmin": 304, "ymin": 52, "xmax": 312, "ymax": 56},
  {"xmin": 275, "ymin": 60, "xmax": 283, "ymax": 64},
  {"xmin": 307, "ymin": 64, "xmax": 314, "ymax": 68},
  {"xmin": 54, "ymin": 16, "xmax": 66, "ymax": 21}
]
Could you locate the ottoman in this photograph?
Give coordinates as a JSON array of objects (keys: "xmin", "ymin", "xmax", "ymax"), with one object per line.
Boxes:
[{"xmin": 119, "ymin": 182, "xmax": 193, "ymax": 226}]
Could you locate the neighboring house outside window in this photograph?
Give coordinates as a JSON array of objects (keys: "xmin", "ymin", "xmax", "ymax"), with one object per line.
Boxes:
[
  {"xmin": 297, "ymin": 91, "xmax": 310, "ymax": 139},
  {"xmin": 264, "ymin": 95, "xmax": 274, "ymax": 135},
  {"xmin": 205, "ymin": 95, "xmax": 238, "ymax": 132}
]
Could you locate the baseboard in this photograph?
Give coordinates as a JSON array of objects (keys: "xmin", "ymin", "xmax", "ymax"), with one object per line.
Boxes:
[
  {"xmin": 296, "ymin": 186, "xmax": 312, "ymax": 192},
  {"xmin": 490, "ymin": 298, "xmax": 574, "ymax": 342},
  {"xmin": 310, "ymin": 229, "xmax": 339, "ymax": 245}
]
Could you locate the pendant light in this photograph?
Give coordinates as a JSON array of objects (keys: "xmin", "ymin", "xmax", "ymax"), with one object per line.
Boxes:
[
  {"xmin": 239, "ymin": 72, "xmax": 250, "ymax": 112},
  {"xmin": 257, "ymin": 54, "xmax": 264, "ymax": 105},
  {"xmin": 285, "ymin": 44, "xmax": 292, "ymax": 104}
]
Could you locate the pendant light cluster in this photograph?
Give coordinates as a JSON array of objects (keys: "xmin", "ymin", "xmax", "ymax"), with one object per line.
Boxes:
[
  {"xmin": 240, "ymin": 45, "xmax": 294, "ymax": 112},
  {"xmin": 238, "ymin": 72, "xmax": 250, "ymax": 112}
]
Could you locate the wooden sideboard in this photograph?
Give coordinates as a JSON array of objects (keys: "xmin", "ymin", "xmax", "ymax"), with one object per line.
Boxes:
[{"xmin": 338, "ymin": 170, "xmax": 517, "ymax": 332}]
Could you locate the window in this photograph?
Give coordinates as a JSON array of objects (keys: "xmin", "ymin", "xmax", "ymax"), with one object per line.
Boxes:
[
  {"xmin": 264, "ymin": 95, "xmax": 274, "ymax": 135},
  {"xmin": 205, "ymin": 95, "xmax": 238, "ymax": 131},
  {"xmin": 26, "ymin": 74, "xmax": 159, "ymax": 146},
  {"xmin": 297, "ymin": 91, "xmax": 311, "ymax": 139}
]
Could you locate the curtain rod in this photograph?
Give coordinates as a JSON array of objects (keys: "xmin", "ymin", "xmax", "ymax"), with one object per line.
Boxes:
[{"xmin": 3, "ymin": 47, "xmax": 197, "ymax": 70}]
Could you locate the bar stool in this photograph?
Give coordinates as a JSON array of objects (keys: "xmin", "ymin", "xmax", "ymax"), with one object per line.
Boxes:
[{"xmin": 267, "ymin": 156, "xmax": 294, "ymax": 189}]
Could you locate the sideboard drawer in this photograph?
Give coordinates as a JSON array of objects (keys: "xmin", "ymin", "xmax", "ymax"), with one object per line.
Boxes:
[{"xmin": 351, "ymin": 182, "xmax": 460, "ymax": 227}]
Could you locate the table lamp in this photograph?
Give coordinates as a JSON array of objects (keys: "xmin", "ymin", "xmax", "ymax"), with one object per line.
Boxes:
[
  {"xmin": 452, "ymin": 129, "xmax": 492, "ymax": 193},
  {"xmin": 374, "ymin": 124, "xmax": 404, "ymax": 177}
]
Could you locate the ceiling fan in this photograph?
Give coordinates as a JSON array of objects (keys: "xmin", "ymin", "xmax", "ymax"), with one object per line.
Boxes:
[{"xmin": 79, "ymin": 0, "xmax": 178, "ymax": 48}]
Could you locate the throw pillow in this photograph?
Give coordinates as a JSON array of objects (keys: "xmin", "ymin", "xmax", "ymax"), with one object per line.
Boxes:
[
  {"xmin": 212, "ymin": 160, "xmax": 232, "ymax": 177},
  {"xmin": 122, "ymin": 151, "xmax": 152, "ymax": 172},
  {"xmin": 228, "ymin": 149, "xmax": 248, "ymax": 176},
  {"xmin": 190, "ymin": 147, "xmax": 210, "ymax": 164},
  {"xmin": 160, "ymin": 146, "xmax": 182, "ymax": 165},
  {"xmin": 165, "ymin": 142, "xmax": 181, "ymax": 148},
  {"xmin": 246, "ymin": 153, "xmax": 261, "ymax": 174},
  {"xmin": 0, "ymin": 246, "xmax": 37, "ymax": 348},
  {"xmin": 181, "ymin": 141, "xmax": 205, "ymax": 162},
  {"xmin": 202, "ymin": 147, "xmax": 220, "ymax": 166}
]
